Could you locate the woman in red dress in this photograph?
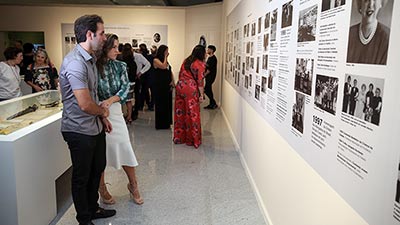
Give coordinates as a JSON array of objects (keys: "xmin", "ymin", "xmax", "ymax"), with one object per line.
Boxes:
[{"xmin": 173, "ymin": 45, "xmax": 206, "ymax": 148}]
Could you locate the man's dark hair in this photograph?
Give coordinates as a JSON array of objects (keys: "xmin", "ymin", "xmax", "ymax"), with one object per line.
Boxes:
[
  {"xmin": 207, "ymin": 45, "xmax": 216, "ymax": 53},
  {"xmin": 139, "ymin": 43, "xmax": 149, "ymax": 55},
  {"xmin": 118, "ymin": 43, "xmax": 124, "ymax": 52},
  {"xmin": 22, "ymin": 42, "xmax": 34, "ymax": 53},
  {"xmin": 74, "ymin": 14, "xmax": 104, "ymax": 43},
  {"xmin": 4, "ymin": 47, "xmax": 22, "ymax": 60}
]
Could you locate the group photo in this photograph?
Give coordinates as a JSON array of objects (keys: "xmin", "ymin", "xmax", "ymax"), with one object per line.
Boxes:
[
  {"xmin": 314, "ymin": 74, "xmax": 338, "ymax": 115},
  {"xmin": 342, "ymin": 74, "xmax": 384, "ymax": 126}
]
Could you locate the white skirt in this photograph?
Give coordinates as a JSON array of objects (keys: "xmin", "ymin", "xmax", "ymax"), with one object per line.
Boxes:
[{"xmin": 106, "ymin": 102, "xmax": 138, "ymax": 169}]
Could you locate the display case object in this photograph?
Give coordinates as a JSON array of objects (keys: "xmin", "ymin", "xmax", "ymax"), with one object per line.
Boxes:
[{"xmin": 0, "ymin": 90, "xmax": 62, "ymax": 135}]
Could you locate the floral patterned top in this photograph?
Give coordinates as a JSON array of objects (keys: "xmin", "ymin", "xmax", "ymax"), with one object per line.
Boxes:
[
  {"xmin": 24, "ymin": 64, "xmax": 58, "ymax": 93},
  {"xmin": 178, "ymin": 59, "xmax": 205, "ymax": 89},
  {"xmin": 97, "ymin": 60, "xmax": 130, "ymax": 104}
]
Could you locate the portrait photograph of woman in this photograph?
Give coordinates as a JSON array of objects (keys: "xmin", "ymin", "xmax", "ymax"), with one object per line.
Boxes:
[{"xmin": 346, "ymin": 0, "xmax": 394, "ymax": 65}]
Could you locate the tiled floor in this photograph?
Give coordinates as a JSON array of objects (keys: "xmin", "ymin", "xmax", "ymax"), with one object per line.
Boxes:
[{"xmin": 53, "ymin": 106, "xmax": 266, "ymax": 225}]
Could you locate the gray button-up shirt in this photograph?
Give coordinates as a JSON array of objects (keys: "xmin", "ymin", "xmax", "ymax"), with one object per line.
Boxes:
[{"xmin": 59, "ymin": 44, "xmax": 103, "ymax": 135}]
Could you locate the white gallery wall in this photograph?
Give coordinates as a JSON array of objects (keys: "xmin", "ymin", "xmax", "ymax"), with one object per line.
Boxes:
[
  {"xmin": 221, "ymin": 0, "xmax": 400, "ymax": 225},
  {"xmin": 185, "ymin": 3, "xmax": 223, "ymax": 105}
]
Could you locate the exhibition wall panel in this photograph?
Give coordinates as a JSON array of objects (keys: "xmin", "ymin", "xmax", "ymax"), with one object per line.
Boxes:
[
  {"xmin": 0, "ymin": 5, "xmax": 186, "ymax": 77},
  {"xmin": 221, "ymin": 0, "xmax": 400, "ymax": 224}
]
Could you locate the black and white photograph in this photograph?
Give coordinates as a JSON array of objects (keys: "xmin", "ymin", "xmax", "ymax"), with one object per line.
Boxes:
[
  {"xmin": 199, "ymin": 35, "xmax": 208, "ymax": 47},
  {"xmin": 236, "ymin": 71, "xmax": 240, "ymax": 86},
  {"xmin": 250, "ymin": 57, "xmax": 254, "ymax": 70},
  {"xmin": 346, "ymin": 0, "xmax": 393, "ymax": 65},
  {"xmin": 64, "ymin": 36, "xmax": 70, "ymax": 43},
  {"xmin": 245, "ymin": 76, "xmax": 249, "ymax": 89},
  {"xmin": 251, "ymin": 22, "xmax": 256, "ymax": 36},
  {"xmin": 243, "ymin": 24, "xmax": 248, "ymax": 38},
  {"xmin": 322, "ymin": 0, "xmax": 346, "ymax": 12},
  {"xmin": 263, "ymin": 54, "xmax": 268, "ymax": 70},
  {"xmin": 282, "ymin": 1, "xmax": 294, "ymax": 28},
  {"xmin": 265, "ymin": 12, "xmax": 270, "ymax": 29},
  {"xmin": 262, "ymin": 76, "xmax": 267, "ymax": 93},
  {"xmin": 294, "ymin": 58, "xmax": 314, "ymax": 95},
  {"xmin": 242, "ymin": 62, "xmax": 245, "ymax": 75},
  {"xmin": 395, "ymin": 162, "xmax": 400, "ymax": 203},
  {"xmin": 268, "ymin": 70, "xmax": 275, "ymax": 89},
  {"xmin": 71, "ymin": 36, "xmax": 76, "ymax": 44},
  {"xmin": 342, "ymin": 74, "xmax": 384, "ymax": 126},
  {"xmin": 132, "ymin": 39, "xmax": 139, "ymax": 47},
  {"xmin": 153, "ymin": 32, "xmax": 161, "ymax": 43},
  {"xmin": 297, "ymin": 5, "xmax": 318, "ymax": 42},
  {"xmin": 249, "ymin": 74, "xmax": 253, "ymax": 87},
  {"xmin": 271, "ymin": 9, "xmax": 278, "ymax": 41},
  {"xmin": 314, "ymin": 74, "xmax": 338, "ymax": 115},
  {"xmin": 250, "ymin": 42, "xmax": 254, "ymax": 55},
  {"xmin": 255, "ymin": 84, "xmax": 261, "ymax": 100},
  {"xmin": 237, "ymin": 56, "xmax": 241, "ymax": 70},
  {"xmin": 246, "ymin": 42, "xmax": 251, "ymax": 54},
  {"xmin": 258, "ymin": 16, "xmax": 262, "ymax": 34},
  {"xmin": 263, "ymin": 33, "xmax": 269, "ymax": 51},
  {"xmin": 256, "ymin": 57, "xmax": 260, "ymax": 73},
  {"xmin": 292, "ymin": 92, "xmax": 305, "ymax": 133},
  {"xmin": 246, "ymin": 56, "xmax": 250, "ymax": 71}
]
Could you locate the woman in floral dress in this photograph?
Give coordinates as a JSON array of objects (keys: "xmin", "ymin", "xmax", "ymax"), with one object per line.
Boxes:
[
  {"xmin": 173, "ymin": 45, "xmax": 206, "ymax": 148},
  {"xmin": 24, "ymin": 49, "xmax": 58, "ymax": 93}
]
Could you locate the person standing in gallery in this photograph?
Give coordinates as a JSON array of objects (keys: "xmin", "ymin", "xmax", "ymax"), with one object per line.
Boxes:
[
  {"xmin": 59, "ymin": 14, "xmax": 116, "ymax": 225},
  {"xmin": 370, "ymin": 88, "xmax": 382, "ymax": 125},
  {"xmin": 120, "ymin": 43, "xmax": 137, "ymax": 123},
  {"xmin": 24, "ymin": 49, "xmax": 59, "ymax": 93},
  {"xmin": 131, "ymin": 46, "xmax": 150, "ymax": 121},
  {"xmin": 346, "ymin": 0, "xmax": 390, "ymax": 65},
  {"xmin": 20, "ymin": 42, "xmax": 35, "ymax": 75},
  {"xmin": 365, "ymin": 83, "xmax": 374, "ymax": 121},
  {"xmin": 153, "ymin": 44, "xmax": 174, "ymax": 129},
  {"xmin": 95, "ymin": 33, "xmax": 143, "ymax": 206},
  {"xmin": 0, "ymin": 47, "xmax": 23, "ymax": 101},
  {"xmin": 204, "ymin": 45, "xmax": 218, "ymax": 109},
  {"xmin": 138, "ymin": 43, "xmax": 154, "ymax": 111},
  {"xmin": 349, "ymin": 78, "xmax": 359, "ymax": 115},
  {"xmin": 342, "ymin": 75, "xmax": 351, "ymax": 113},
  {"xmin": 355, "ymin": 83, "xmax": 367, "ymax": 119},
  {"xmin": 173, "ymin": 45, "xmax": 206, "ymax": 149}
]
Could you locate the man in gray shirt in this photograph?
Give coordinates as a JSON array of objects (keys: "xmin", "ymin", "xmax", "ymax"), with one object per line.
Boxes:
[{"xmin": 59, "ymin": 14, "xmax": 115, "ymax": 225}]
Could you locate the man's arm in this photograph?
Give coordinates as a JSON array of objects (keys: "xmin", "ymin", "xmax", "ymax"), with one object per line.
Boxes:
[
  {"xmin": 135, "ymin": 53, "xmax": 151, "ymax": 75},
  {"xmin": 73, "ymin": 88, "xmax": 109, "ymax": 117}
]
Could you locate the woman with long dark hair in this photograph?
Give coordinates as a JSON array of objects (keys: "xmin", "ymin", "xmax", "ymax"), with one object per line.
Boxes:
[
  {"xmin": 120, "ymin": 43, "xmax": 137, "ymax": 123},
  {"xmin": 153, "ymin": 45, "xmax": 174, "ymax": 129},
  {"xmin": 96, "ymin": 33, "xmax": 143, "ymax": 206},
  {"xmin": 173, "ymin": 45, "xmax": 206, "ymax": 148}
]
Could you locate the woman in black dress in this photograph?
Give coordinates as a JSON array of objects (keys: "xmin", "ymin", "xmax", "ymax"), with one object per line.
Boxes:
[{"xmin": 153, "ymin": 45, "xmax": 175, "ymax": 129}]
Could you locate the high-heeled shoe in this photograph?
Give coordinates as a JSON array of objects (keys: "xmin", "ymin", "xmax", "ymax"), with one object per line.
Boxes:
[
  {"xmin": 99, "ymin": 183, "xmax": 116, "ymax": 205},
  {"xmin": 127, "ymin": 183, "xmax": 144, "ymax": 205}
]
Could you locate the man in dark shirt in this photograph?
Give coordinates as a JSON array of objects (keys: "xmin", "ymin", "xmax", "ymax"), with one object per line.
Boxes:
[{"xmin": 204, "ymin": 45, "xmax": 218, "ymax": 109}]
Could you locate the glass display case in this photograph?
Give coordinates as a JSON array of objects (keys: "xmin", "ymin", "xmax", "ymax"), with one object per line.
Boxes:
[
  {"xmin": 0, "ymin": 90, "xmax": 71, "ymax": 225},
  {"xmin": 0, "ymin": 90, "xmax": 62, "ymax": 135}
]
